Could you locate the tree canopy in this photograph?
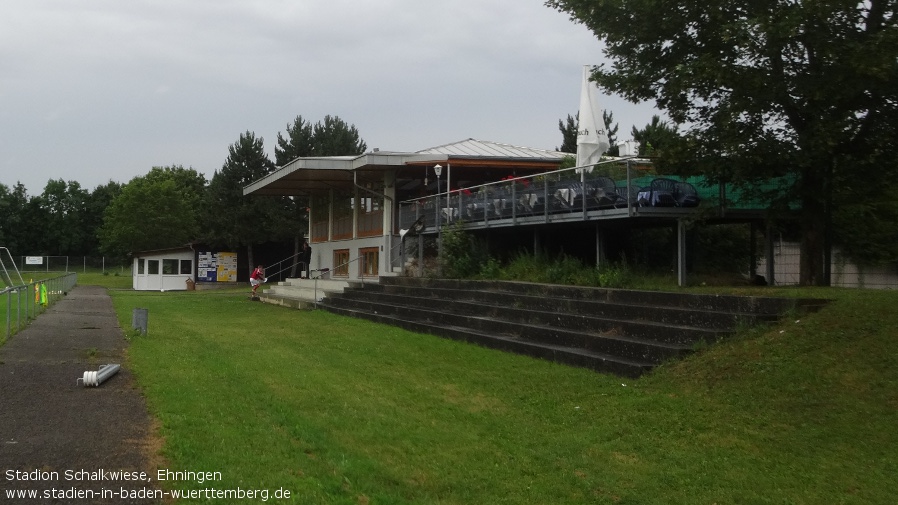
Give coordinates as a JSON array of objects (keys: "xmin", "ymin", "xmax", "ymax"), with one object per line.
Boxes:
[
  {"xmin": 275, "ymin": 115, "xmax": 315, "ymax": 166},
  {"xmin": 204, "ymin": 132, "xmax": 295, "ymax": 270},
  {"xmin": 631, "ymin": 115, "xmax": 679, "ymax": 158},
  {"xmin": 311, "ymin": 115, "xmax": 367, "ymax": 157},
  {"xmin": 547, "ymin": 0, "xmax": 898, "ymax": 283},
  {"xmin": 98, "ymin": 167, "xmax": 205, "ymax": 261}
]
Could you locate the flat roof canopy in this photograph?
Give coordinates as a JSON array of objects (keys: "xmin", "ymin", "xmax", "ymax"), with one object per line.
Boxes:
[
  {"xmin": 243, "ymin": 152, "xmax": 449, "ymax": 196},
  {"xmin": 243, "ymin": 139, "xmax": 569, "ymax": 197}
]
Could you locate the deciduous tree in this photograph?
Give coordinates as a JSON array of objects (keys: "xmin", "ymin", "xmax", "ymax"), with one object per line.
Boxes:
[
  {"xmin": 547, "ymin": 0, "xmax": 898, "ymax": 284},
  {"xmin": 99, "ymin": 168, "xmax": 204, "ymax": 262}
]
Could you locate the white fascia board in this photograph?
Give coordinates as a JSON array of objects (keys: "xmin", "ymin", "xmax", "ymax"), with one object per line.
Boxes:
[{"xmin": 243, "ymin": 153, "xmax": 449, "ymax": 196}]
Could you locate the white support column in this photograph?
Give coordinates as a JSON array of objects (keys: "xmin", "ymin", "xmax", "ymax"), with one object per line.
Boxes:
[{"xmin": 596, "ymin": 224, "xmax": 606, "ymax": 268}]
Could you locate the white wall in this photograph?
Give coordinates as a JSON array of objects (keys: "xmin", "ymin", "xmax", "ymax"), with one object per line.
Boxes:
[
  {"xmin": 309, "ymin": 236, "xmax": 389, "ymax": 281},
  {"xmin": 757, "ymin": 242, "xmax": 898, "ymax": 288},
  {"xmin": 132, "ymin": 250, "xmax": 195, "ymax": 291}
]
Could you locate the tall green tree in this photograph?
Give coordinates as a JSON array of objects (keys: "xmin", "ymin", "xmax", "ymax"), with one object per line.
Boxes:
[
  {"xmin": 83, "ymin": 181, "xmax": 123, "ymax": 257},
  {"xmin": 204, "ymin": 132, "xmax": 294, "ymax": 271},
  {"xmin": 40, "ymin": 179, "xmax": 90, "ymax": 255},
  {"xmin": 311, "ymin": 115, "xmax": 367, "ymax": 156},
  {"xmin": 271, "ymin": 114, "xmax": 370, "ymax": 275},
  {"xmin": 547, "ymin": 0, "xmax": 898, "ymax": 284},
  {"xmin": 275, "ymin": 115, "xmax": 315, "ymax": 166},
  {"xmin": 98, "ymin": 167, "xmax": 205, "ymax": 262},
  {"xmin": 15, "ymin": 186, "xmax": 47, "ymax": 255},
  {"xmin": 557, "ymin": 114, "xmax": 578, "ymax": 153},
  {"xmin": 631, "ymin": 115, "xmax": 679, "ymax": 157},
  {"xmin": 0, "ymin": 183, "xmax": 13, "ymax": 251}
]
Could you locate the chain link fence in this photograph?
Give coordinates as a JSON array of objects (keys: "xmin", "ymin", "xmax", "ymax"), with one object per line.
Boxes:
[
  {"xmin": 2, "ymin": 272, "xmax": 78, "ymax": 343},
  {"xmin": 12, "ymin": 256, "xmax": 129, "ymax": 275}
]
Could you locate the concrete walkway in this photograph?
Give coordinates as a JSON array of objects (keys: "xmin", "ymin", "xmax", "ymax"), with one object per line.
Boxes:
[{"xmin": 0, "ymin": 285, "xmax": 159, "ymax": 504}]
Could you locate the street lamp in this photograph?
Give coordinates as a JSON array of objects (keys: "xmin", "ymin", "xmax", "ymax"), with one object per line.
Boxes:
[
  {"xmin": 434, "ymin": 164, "xmax": 443, "ymax": 275},
  {"xmin": 434, "ymin": 164, "xmax": 443, "ymax": 224}
]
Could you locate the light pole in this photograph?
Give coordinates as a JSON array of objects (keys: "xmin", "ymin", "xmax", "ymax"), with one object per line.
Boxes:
[{"xmin": 434, "ymin": 164, "xmax": 443, "ymax": 275}]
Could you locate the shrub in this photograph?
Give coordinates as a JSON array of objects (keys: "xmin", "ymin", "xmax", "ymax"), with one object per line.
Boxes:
[{"xmin": 440, "ymin": 222, "xmax": 492, "ymax": 279}]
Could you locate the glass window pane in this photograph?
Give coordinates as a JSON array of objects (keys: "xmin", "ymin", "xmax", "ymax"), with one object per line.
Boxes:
[{"xmin": 162, "ymin": 259, "xmax": 178, "ymax": 275}]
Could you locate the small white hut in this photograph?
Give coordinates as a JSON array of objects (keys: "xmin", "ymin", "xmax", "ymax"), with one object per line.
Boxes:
[{"xmin": 132, "ymin": 247, "xmax": 195, "ymax": 291}]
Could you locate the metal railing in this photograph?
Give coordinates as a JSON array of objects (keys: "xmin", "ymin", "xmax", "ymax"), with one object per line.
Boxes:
[
  {"xmin": 398, "ymin": 158, "xmax": 643, "ymax": 231},
  {"xmin": 263, "ymin": 252, "xmax": 304, "ymax": 283},
  {"xmin": 8, "ymin": 255, "xmax": 121, "ymax": 273},
  {"xmin": 2, "ymin": 272, "xmax": 78, "ymax": 343},
  {"xmin": 309, "ymin": 253, "xmax": 374, "ymax": 308},
  {"xmin": 396, "ymin": 157, "xmax": 781, "ymax": 233}
]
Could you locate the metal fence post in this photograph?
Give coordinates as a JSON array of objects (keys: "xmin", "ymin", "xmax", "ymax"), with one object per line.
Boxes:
[{"xmin": 5, "ymin": 290, "xmax": 10, "ymax": 340}]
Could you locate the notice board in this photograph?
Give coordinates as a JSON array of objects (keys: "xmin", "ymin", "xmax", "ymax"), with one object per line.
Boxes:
[{"xmin": 197, "ymin": 251, "xmax": 237, "ymax": 282}]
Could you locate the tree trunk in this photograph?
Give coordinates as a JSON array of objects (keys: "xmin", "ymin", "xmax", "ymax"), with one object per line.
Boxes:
[
  {"xmin": 246, "ymin": 244, "xmax": 254, "ymax": 281},
  {"xmin": 799, "ymin": 166, "xmax": 827, "ymax": 286}
]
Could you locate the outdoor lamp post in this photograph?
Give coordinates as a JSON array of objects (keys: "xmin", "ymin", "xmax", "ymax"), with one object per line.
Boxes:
[
  {"xmin": 434, "ymin": 164, "xmax": 443, "ymax": 229},
  {"xmin": 434, "ymin": 164, "xmax": 443, "ymax": 274}
]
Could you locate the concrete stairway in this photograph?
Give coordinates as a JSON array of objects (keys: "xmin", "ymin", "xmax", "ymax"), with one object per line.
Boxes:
[
  {"xmin": 259, "ymin": 277, "xmax": 355, "ymax": 309},
  {"xmin": 317, "ymin": 277, "xmax": 826, "ymax": 377}
]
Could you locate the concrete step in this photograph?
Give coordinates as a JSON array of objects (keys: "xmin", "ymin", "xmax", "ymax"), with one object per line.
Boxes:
[
  {"xmin": 259, "ymin": 278, "xmax": 356, "ymax": 308},
  {"xmin": 268, "ymin": 276, "xmax": 826, "ymax": 377},
  {"xmin": 322, "ymin": 294, "xmax": 693, "ymax": 364},
  {"xmin": 378, "ymin": 277, "xmax": 827, "ymax": 316},
  {"xmin": 356, "ymin": 283, "xmax": 765, "ymax": 331},
  {"xmin": 258, "ymin": 293, "xmax": 317, "ymax": 310},
  {"xmin": 278, "ymin": 278, "xmax": 352, "ymax": 292},
  {"xmin": 329, "ymin": 289, "xmax": 727, "ymax": 346},
  {"xmin": 320, "ymin": 304, "xmax": 655, "ymax": 377}
]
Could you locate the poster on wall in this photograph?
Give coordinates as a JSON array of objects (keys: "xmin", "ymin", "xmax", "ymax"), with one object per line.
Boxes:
[
  {"xmin": 198, "ymin": 252, "xmax": 217, "ymax": 281},
  {"xmin": 197, "ymin": 251, "xmax": 237, "ymax": 282},
  {"xmin": 216, "ymin": 252, "xmax": 237, "ymax": 282}
]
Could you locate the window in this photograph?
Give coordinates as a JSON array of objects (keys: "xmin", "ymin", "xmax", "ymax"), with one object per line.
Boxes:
[
  {"xmin": 147, "ymin": 260, "xmax": 159, "ymax": 275},
  {"xmin": 359, "ymin": 247, "xmax": 379, "ymax": 277},
  {"xmin": 357, "ymin": 194, "xmax": 384, "ymax": 238},
  {"xmin": 332, "ymin": 191, "xmax": 354, "ymax": 240},
  {"xmin": 333, "ymin": 249, "xmax": 350, "ymax": 277},
  {"xmin": 311, "ymin": 193, "xmax": 329, "ymax": 243},
  {"xmin": 162, "ymin": 259, "xmax": 178, "ymax": 275},
  {"xmin": 180, "ymin": 259, "xmax": 193, "ymax": 275},
  {"xmin": 137, "ymin": 259, "xmax": 145, "ymax": 275}
]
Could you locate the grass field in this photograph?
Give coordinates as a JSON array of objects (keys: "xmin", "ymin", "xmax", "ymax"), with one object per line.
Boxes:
[{"xmin": 102, "ymin": 284, "xmax": 898, "ymax": 504}]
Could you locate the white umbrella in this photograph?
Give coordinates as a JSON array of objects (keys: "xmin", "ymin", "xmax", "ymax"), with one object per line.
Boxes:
[{"xmin": 576, "ymin": 65, "xmax": 611, "ymax": 172}]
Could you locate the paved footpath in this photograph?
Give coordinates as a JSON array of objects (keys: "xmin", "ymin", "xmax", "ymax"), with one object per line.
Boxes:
[{"xmin": 0, "ymin": 285, "xmax": 159, "ymax": 504}]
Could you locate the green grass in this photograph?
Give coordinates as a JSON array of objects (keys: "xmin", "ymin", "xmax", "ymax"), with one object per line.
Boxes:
[
  {"xmin": 107, "ymin": 287, "xmax": 898, "ymax": 504},
  {"xmin": 77, "ymin": 270, "xmax": 134, "ymax": 289}
]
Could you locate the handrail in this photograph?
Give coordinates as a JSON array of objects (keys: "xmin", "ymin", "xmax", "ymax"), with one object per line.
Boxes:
[
  {"xmin": 310, "ymin": 253, "xmax": 368, "ymax": 309},
  {"xmin": 264, "ymin": 252, "xmax": 303, "ymax": 282},
  {"xmin": 397, "ymin": 157, "xmax": 635, "ymax": 206}
]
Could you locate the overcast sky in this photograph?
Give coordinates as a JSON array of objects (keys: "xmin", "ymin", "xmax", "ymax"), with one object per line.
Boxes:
[{"xmin": 1, "ymin": 0, "xmax": 660, "ymax": 194}]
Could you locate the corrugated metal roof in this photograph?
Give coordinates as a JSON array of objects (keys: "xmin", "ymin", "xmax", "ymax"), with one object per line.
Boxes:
[{"xmin": 416, "ymin": 138, "xmax": 568, "ymax": 160}]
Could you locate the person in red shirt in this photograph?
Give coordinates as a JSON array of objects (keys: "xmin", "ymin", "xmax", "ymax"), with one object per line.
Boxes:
[{"xmin": 250, "ymin": 265, "xmax": 266, "ymax": 296}]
